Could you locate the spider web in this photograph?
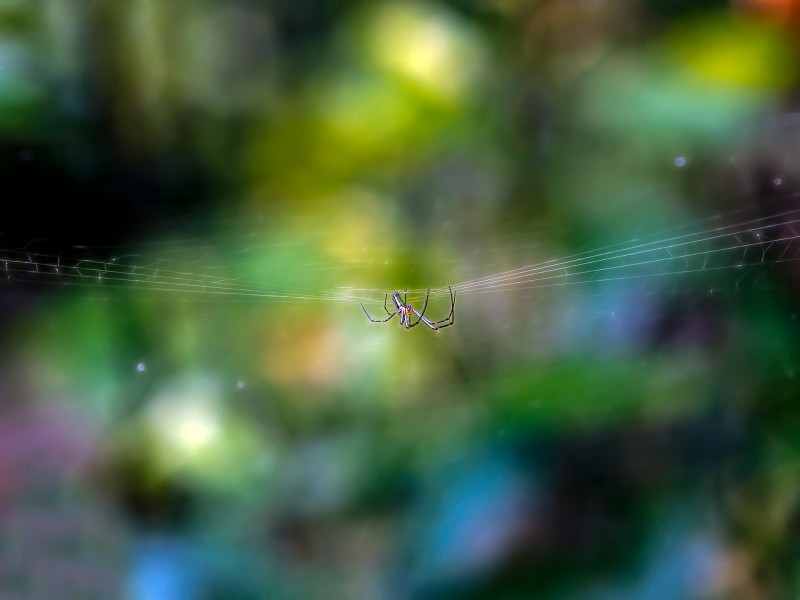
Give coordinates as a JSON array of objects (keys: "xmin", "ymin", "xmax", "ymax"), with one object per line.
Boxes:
[{"xmin": 2, "ymin": 202, "xmax": 799, "ymax": 318}]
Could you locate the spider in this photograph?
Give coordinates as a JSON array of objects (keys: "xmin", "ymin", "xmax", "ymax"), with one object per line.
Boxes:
[{"xmin": 361, "ymin": 287, "xmax": 456, "ymax": 331}]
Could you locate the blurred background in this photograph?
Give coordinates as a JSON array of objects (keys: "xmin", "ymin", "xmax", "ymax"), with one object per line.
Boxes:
[{"xmin": 2, "ymin": 0, "xmax": 800, "ymax": 598}]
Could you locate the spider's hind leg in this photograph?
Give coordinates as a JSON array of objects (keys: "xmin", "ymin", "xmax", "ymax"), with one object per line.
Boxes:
[
  {"xmin": 418, "ymin": 289, "xmax": 430, "ymax": 319},
  {"xmin": 383, "ymin": 293, "xmax": 391, "ymax": 315},
  {"xmin": 362, "ymin": 303, "xmax": 398, "ymax": 323}
]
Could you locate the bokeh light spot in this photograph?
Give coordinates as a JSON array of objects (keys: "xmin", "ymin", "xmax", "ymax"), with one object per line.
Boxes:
[
  {"xmin": 365, "ymin": 2, "xmax": 485, "ymax": 104},
  {"xmin": 147, "ymin": 376, "xmax": 222, "ymax": 457}
]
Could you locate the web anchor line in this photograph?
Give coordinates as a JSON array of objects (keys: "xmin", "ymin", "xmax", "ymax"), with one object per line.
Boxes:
[{"xmin": 3, "ymin": 207, "xmax": 800, "ymax": 305}]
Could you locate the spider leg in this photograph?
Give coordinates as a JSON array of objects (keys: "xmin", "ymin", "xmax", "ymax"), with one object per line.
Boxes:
[
  {"xmin": 418, "ymin": 289, "xmax": 430, "ymax": 318},
  {"xmin": 405, "ymin": 289, "xmax": 430, "ymax": 328},
  {"xmin": 428, "ymin": 287, "xmax": 456, "ymax": 328},
  {"xmin": 383, "ymin": 294, "xmax": 392, "ymax": 315},
  {"xmin": 361, "ymin": 303, "xmax": 398, "ymax": 323},
  {"xmin": 409, "ymin": 309, "xmax": 439, "ymax": 330}
]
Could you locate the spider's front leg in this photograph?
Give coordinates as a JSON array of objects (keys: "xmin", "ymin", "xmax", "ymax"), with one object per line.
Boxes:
[{"xmin": 428, "ymin": 287, "xmax": 456, "ymax": 328}]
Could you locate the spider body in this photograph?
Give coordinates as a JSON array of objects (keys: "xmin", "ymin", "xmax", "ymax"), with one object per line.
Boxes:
[{"xmin": 361, "ymin": 287, "xmax": 456, "ymax": 331}]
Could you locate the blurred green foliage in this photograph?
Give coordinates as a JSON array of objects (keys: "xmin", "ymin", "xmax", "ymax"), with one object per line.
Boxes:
[{"xmin": 2, "ymin": 0, "xmax": 800, "ymax": 598}]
